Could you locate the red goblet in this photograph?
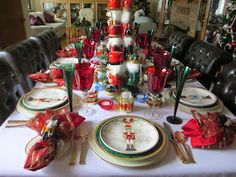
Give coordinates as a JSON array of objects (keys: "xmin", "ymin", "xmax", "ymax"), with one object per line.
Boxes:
[
  {"xmin": 145, "ymin": 66, "xmax": 169, "ymax": 118},
  {"xmin": 75, "ymin": 63, "xmax": 95, "ymax": 115}
]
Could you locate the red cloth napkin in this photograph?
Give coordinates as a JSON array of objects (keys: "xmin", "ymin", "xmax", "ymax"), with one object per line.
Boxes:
[
  {"xmin": 24, "ymin": 109, "xmax": 85, "ymax": 171},
  {"xmin": 182, "ymin": 111, "xmax": 235, "ymax": 148},
  {"xmin": 24, "ymin": 138, "xmax": 57, "ymax": 171}
]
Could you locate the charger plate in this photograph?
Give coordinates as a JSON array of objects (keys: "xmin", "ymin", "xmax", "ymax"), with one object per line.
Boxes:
[
  {"xmin": 89, "ymin": 115, "xmax": 168, "ymax": 166},
  {"xmin": 25, "ymin": 136, "xmax": 71, "ymax": 159},
  {"xmin": 17, "ymin": 93, "xmax": 80, "ymax": 116},
  {"xmin": 100, "ymin": 117, "xmax": 159, "ymax": 155},
  {"xmin": 22, "ymin": 88, "xmax": 68, "ymax": 111},
  {"xmin": 165, "ymin": 89, "xmax": 224, "ymax": 114},
  {"xmin": 172, "ymin": 87, "xmax": 217, "ymax": 108}
]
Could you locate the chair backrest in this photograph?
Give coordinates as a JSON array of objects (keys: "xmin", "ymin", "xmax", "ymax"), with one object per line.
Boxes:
[
  {"xmin": 0, "ymin": 35, "xmax": 54, "ymax": 92},
  {"xmin": 138, "ymin": 22, "xmax": 157, "ymax": 34},
  {"xmin": 165, "ymin": 31, "xmax": 195, "ymax": 61},
  {"xmin": 183, "ymin": 41, "xmax": 232, "ymax": 89},
  {"xmin": 30, "ymin": 30, "xmax": 61, "ymax": 63},
  {"xmin": 79, "ymin": 8, "xmax": 95, "ymax": 26},
  {"xmin": 0, "ymin": 61, "xmax": 24, "ymax": 125}
]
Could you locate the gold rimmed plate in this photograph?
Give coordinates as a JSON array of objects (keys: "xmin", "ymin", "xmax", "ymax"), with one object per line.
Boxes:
[
  {"xmin": 100, "ymin": 116, "xmax": 159, "ymax": 155},
  {"xmin": 89, "ymin": 115, "xmax": 168, "ymax": 167},
  {"xmin": 90, "ymin": 115, "xmax": 168, "ymax": 162}
]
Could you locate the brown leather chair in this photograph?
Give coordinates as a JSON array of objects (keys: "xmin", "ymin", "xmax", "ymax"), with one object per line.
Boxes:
[
  {"xmin": 30, "ymin": 30, "xmax": 61, "ymax": 63},
  {"xmin": 0, "ymin": 61, "xmax": 24, "ymax": 125}
]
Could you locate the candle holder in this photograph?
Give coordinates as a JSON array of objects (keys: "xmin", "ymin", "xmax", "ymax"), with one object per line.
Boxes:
[
  {"xmin": 117, "ymin": 91, "xmax": 134, "ymax": 113},
  {"xmin": 166, "ymin": 64, "xmax": 191, "ymax": 124}
]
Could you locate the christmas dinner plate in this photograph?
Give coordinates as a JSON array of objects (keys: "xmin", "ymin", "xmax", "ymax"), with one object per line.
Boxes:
[
  {"xmin": 89, "ymin": 115, "xmax": 168, "ymax": 167},
  {"xmin": 22, "ymin": 88, "xmax": 68, "ymax": 111},
  {"xmin": 53, "ymin": 57, "xmax": 78, "ymax": 67},
  {"xmin": 100, "ymin": 116, "xmax": 159, "ymax": 155},
  {"xmin": 172, "ymin": 87, "xmax": 217, "ymax": 108}
]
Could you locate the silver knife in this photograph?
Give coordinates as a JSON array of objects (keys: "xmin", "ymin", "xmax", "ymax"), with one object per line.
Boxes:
[{"xmin": 163, "ymin": 122, "xmax": 187, "ymax": 163}]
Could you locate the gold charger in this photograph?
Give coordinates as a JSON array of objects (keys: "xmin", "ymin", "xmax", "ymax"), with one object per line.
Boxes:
[{"xmin": 89, "ymin": 115, "xmax": 169, "ymax": 167}]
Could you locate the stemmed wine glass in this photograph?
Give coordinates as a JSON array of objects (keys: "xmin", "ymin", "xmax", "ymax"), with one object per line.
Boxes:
[
  {"xmin": 74, "ymin": 63, "xmax": 95, "ymax": 115},
  {"xmin": 145, "ymin": 66, "xmax": 169, "ymax": 118},
  {"xmin": 166, "ymin": 64, "xmax": 191, "ymax": 124}
]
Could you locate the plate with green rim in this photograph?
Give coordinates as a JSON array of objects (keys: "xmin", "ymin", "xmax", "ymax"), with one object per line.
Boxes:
[
  {"xmin": 99, "ymin": 116, "xmax": 159, "ymax": 155},
  {"xmin": 89, "ymin": 115, "xmax": 168, "ymax": 167},
  {"xmin": 92, "ymin": 115, "xmax": 167, "ymax": 161},
  {"xmin": 22, "ymin": 88, "xmax": 68, "ymax": 111}
]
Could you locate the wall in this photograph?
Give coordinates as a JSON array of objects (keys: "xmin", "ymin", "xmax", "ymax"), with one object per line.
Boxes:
[{"xmin": 31, "ymin": 0, "xmax": 41, "ymax": 11}]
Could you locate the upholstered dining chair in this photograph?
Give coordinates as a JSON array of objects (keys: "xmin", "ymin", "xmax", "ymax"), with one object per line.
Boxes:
[
  {"xmin": 182, "ymin": 41, "xmax": 232, "ymax": 89},
  {"xmin": 0, "ymin": 61, "xmax": 24, "ymax": 125},
  {"xmin": 30, "ymin": 30, "xmax": 61, "ymax": 63},
  {"xmin": 165, "ymin": 31, "xmax": 196, "ymax": 61}
]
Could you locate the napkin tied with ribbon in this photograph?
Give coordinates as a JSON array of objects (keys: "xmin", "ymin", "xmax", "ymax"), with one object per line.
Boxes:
[
  {"xmin": 24, "ymin": 109, "xmax": 85, "ymax": 171},
  {"xmin": 182, "ymin": 110, "xmax": 236, "ymax": 148}
]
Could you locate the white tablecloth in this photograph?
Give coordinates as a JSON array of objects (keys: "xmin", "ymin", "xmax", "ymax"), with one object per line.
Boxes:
[{"xmin": 0, "ymin": 81, "xmax": 236, "ymax": 177}]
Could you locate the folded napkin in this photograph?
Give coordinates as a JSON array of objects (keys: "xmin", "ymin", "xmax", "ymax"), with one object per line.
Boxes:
[
  {"xmin": 29, "ymin": 68, "xmax": 79, "ymax": 89},
  {"xmin": 56, "ymin": 48, "xmax": 77, "ymax": 58},
  {"xmin": 182, "ymin": 110, "xmax": 236, "ymax": 148},
  {"xmin": 24, "ymin": 109, "xmax": 85, "ymax": 171}
]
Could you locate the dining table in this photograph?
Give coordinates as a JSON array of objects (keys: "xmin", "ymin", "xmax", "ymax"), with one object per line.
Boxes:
[{"xmin": 0, "ymin": 65, "xmax": 236, "ymax": 177}]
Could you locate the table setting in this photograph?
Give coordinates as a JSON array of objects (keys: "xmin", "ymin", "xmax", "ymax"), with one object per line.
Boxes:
[{"xmin": 1, "ymin": 0, "xmax": 236, "ymax": 176}]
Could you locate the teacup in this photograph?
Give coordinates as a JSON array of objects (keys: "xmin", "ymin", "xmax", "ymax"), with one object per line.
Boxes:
[
  {"xmin": 108, "ymin": 51, "xmax": 124, "ymax": 64},
  {"xmin": 108, "ymin": 25, "xmax": 122, "ymax": 36},
  {"xmin": 107, "ymin": 0, "xmax": 121, "ymax": 9}
]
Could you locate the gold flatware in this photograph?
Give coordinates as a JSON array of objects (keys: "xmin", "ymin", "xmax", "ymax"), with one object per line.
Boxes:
[
  {"xmin": 5, "ymin": 124, "xmax": 26, "ymax": 128},
  {"xmin": 7, "ymin": 120, "xmax": 27, "ymax": 124},
  {"xmin": 69, "ymin": 128, "xmax": 80, "ymax": 166},
  {"xmin": 175, "ymin": 131, "xmax": 196, "ymax": 163},
  {"xmin": 163, "ymin": 122, "xmax": 187, "ymax": 163},
  {"xmin": 79, "ymin": 123, "xmax": 90, "ymax": 165}
]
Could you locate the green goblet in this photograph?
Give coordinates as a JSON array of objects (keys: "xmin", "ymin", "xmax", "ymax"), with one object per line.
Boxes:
[
  {"xmin": 166, "ymin": 64, "xmax": 191, "ymax": 124},
  {"xmin": 60, "ymin": 63, "xmax": 75, "ymax": 112}
]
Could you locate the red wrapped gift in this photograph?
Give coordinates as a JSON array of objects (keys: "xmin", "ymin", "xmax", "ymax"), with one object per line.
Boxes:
[{"xmin": 182, "ymin": 110, "xmax": 236, "ymax": 148}]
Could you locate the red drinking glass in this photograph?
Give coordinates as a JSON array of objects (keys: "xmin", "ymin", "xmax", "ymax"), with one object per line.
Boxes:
[
  {"xmin": 83, "ymin": 40, "xmax": 95, "ymax": 59},
  {"xmin": 152, "ymin": 49, "xmax": 171, "ymax": 73},
  {"xmin": 145, "ymin": 66, "xmax": 169, "ymax": 118},
  {"xmin": 75, "ymin": 63, "xmax": 96, "ymax": 115}
]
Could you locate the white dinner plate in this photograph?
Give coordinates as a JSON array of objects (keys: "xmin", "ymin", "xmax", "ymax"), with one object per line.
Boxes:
[
  {"xmin": 53, "ymin": 57, "xmax": 78, "ymax": 67},
  {"xmin": 173, "ymin": 87, "xmax": 217, "ymax": 108},
  {"xmin": 100, "ymin": 116, "xmax": 159, "ymax": 155},
  {"xmin": 22, "ymin": 88, "xmax": 68, "ymax": 110},
  {"xmin": 25, "ymin": 136, "xmax": 71, "ymax": 159}
]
